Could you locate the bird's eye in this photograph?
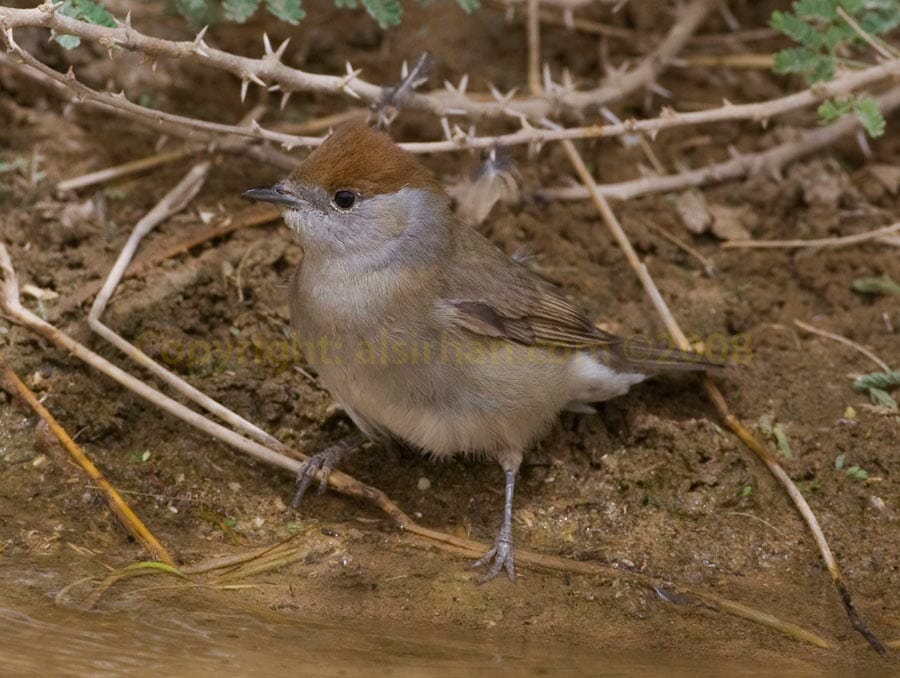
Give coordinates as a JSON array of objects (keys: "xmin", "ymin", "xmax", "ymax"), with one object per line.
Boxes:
[{"xmin": 332, "ymin": 190, "xmax": 356, "ymax": 210}]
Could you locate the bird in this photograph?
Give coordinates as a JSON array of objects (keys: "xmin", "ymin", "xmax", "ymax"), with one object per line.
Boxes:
[{"xmin": 244, "ymin": 120, "xmax": 719, "ymax": 581}]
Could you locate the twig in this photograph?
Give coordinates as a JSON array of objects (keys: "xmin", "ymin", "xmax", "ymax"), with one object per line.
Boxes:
[
  {"xmin": 723, "ymin": 221, "xmax": 900, "ymax": 250},
  {"xmin": 125, "ymin": 206, "xmax": 282, "ymax": 279},
  {"xmin": 0, "ymin": 52, "xmax": 296, "ymax": 171},
  {"xmin": 86, "ymin": 162, "xmax": 282, "ymax": 449},
  {"xmin": 674, "ymin": 53, "xmax": 775, "ymax": 69},
  {"xmin": 0, "ymin": 243, "xmax": 833, "ymax": 648},
  {"xmin": 0, "ymin": 2, "xmax": 713, "ymax": 120},
  {"xmin": 793, "ymin": 320, "xmax": 890, "ymax": 373},
  {"xmin": 56, "ymin": 149, "xmax": 195, "ymax": 193},
  {"xmin": 3, "ymin": 32, "xmax": 897, "ymax": 156},
  {"xmin": 561, "ymin": 140, "xmax": 886, "ymax": 655},
  {"xmin": 0, "ymin": 367, "xmax": 175, "ymax": 566},
  {"xmin": 541, "ymin": 86, "xmax": 900, "ymax": 201},
  {"xmin": 836, "ymin": 6, "xmax": 900, "ymax": 60},
  {"xmin": 643, "ymin": 221, "xmax": 715, "ymax": 276},
  {"xmin": 527, "ymin": 0, "xmax": 542, "ymax": 95},
  {"xmin": 273, "ymin": 109, "xmax": 366, "ymax": 135}
]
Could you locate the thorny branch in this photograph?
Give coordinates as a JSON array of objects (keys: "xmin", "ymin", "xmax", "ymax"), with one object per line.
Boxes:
[
  {"xmin": 540, "ymin": 86, "xmax": 900, "ymax": 201},
  {"xmin": 0, "ymin": 1, "xmax": 713, "ymax": 120}
]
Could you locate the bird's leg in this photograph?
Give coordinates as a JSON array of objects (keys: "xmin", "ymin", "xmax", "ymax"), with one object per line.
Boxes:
[
  {"xmin": 472, "ymin": 452, "xmax": 521, "ymax": 582},
  {"xmin": 292, "ymin": 432, "xmax": 366, "ymax": 507}
]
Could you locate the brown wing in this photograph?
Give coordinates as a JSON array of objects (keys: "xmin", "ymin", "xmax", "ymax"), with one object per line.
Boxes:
[
  {"xmin": 441, "ymin": 226, "xmax": 620, "ymax": 350},
  {"xmin": 441, "ymin": 225, "xmax": 718, "ymax": 372}
]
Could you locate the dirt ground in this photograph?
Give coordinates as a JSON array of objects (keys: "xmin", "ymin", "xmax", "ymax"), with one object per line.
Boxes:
[{"xmin": 1, "ymin": 0, "xmax": 898, "ymax": 673}]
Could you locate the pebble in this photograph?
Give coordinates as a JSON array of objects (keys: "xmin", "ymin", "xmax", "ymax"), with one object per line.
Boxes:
[{"xmin": 417, "ymin": 476, "xmax": 431, "ymax": 491}]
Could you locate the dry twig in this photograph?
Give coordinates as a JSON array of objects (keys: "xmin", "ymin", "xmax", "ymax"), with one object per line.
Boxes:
[
  {"xmin": 560, "ymin": 140, "xmax": 886, "ymax": 655},
  {"xmin": 0, "ymin": 2, "xmax": 714, "ymax": 120},
  {"xmin": 723, "ymin": 221, "xmax": 900, "ymax": 250},
  {"xmin": 793, "ymin": 320, "xmax": 890, "ymax": 373},
  {"xmin": 0, "ymin": 367, "xmax": 175, "ymax": 566},
  {"xmin": 542, "ymin": 86, "xmax": 900, "ymax": 201}
]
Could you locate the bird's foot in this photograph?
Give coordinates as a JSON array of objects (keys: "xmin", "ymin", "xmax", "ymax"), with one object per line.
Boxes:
[
  {"xmin": 292, "ymin": 443, "xmax": 348, "ymax": 507},
  {"xmin": 471, "ymin": 534, "xmax": 515, "ymax": 583}
]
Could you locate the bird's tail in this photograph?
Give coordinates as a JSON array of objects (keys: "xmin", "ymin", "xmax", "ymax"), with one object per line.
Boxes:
[{"xmin": 602, "ymin": 340, "xmax": 725, "ymax": 375}]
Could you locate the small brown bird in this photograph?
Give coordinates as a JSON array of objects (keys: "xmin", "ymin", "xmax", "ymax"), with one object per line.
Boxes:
[{"xmin": 245, "ymin": 121, "xmax": 717, "ymax": 581}]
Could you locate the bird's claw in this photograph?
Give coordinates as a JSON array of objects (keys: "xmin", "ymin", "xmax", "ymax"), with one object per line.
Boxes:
[
  {"xmin": 292, "ymin": 447, "xmax": 341, "ymax": 507},
  {"xmin": 472, "ymin": 536, "xmax": 515, "ymax": 582}
]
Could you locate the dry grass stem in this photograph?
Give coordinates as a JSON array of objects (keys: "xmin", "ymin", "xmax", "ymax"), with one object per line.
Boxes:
[
  {"xmin": 0, "ymin": 367, "xmax": 175, "ymax": 566},
  {"xmin": 527, "ymin": 0, "xmax": 542, "ymax": 95},
  {"xmin": 793, "ymin": 320, "xmax": 890, "ymax": 372},
  {"xmin": 561, "ymin": 140, "xmax": 886, "ymax": 655},
  {"xmin": 723, "ymin": 221, "xmax": 900, "ymax": 250},
  {"xmin": 56, "ymin": 149, "xmax": 196, "ymax": 193}
]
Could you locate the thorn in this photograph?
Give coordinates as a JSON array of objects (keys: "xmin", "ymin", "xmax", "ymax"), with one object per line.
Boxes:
[
  {"xmin": 268, "ymin": 84, "xmax": 281, "ymax": 92},
  {"xmin": 444, "ymin": 79, "xmax": 456, "ymax": 94},
  {"xmin": 458, "ymin": 74, "xmax": 468, "ymax": 95},
  {"xmin": 151, "ymin": 59, "xmax": 158, "ymax": 73},
  {"xmin": 342, "ymin": 85, "xmax": 361, "ymax": 99},
  {"xmin": 125, "ymin": 10, "xmax": 132, "ymax": 28},
  {"xmin": 263, "ymin": 32, "xmax": 273, "ymax": 56},
  {"xmin": 274, "ymin": 38, "xmax": 289, "ymax": 61},
  {"xmin": 440, "ymin": 117, "xmax": 452, "ymax": 141},
  {"xmin": 194, "ymin": 25, "xmax": 208, "ymax": 45},
  {"xmin": 240, "ymin": 79, "xmax": 249, "ymax": 103},
  {"xmin": 65, "ymin": 65, "xmax": 76, "ymax": 80},
  {"xmin": 760, "ymin": 117, "xmax": 769, "ymax": 129},
  {"xmin": 400, "ymin": 60, "xmax": 409, "ymax": 79},
  {"xmin": 280, "ymin": 90, "xmax": 292, "ymax": 110},
  {"xmin": 247, "ymin": 72, "xmax": 265, "ymax": 87},
  {"xmin": 250, "ymin": 120, "xmax": 262, "ymax": 132},
  {"xmin": 563, "ymin": 9, "xmax": 574, "ymax": 30}
]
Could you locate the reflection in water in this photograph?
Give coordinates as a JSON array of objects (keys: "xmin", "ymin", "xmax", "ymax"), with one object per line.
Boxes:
[
  {"xmin": 1, "ymin": 565, "xmax": 583, "ymax": 678},
  {"xmin": 0, "ymin": 562, "xmax": 853, "ymax": 677}
]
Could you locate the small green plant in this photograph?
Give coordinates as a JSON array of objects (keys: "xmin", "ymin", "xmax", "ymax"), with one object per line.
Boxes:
[
  {"xmin": 171, "ymin": 0, "xmax": 479, "ymax": 28},
  {"xmin": 852, "ymin": 274, "xmax": 900, "ymax": 296},
  {"xmin": 770, "ymin": 0, "xmax": 900, "ymax": 137},
  {"xmin": 853, "ymin": 369, "xmax": 900, "ymax": 410},
  {"xmin": 837, "ymin": 453, "xmax": 871, "ymax": 480},
  {"xmin": 55, "ymin": 0, "xmax": 116, "ymax": 48}
]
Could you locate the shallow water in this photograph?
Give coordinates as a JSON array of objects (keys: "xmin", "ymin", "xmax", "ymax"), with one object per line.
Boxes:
[{"xmin": 0, "ymin": 560, "xmax": 876, "ymax": 678}]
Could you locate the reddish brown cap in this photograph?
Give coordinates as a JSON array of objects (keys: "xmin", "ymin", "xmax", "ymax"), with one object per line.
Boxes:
[{"xmin": 289, "ymin": 121, "xmax": 444, "ymax": 197}]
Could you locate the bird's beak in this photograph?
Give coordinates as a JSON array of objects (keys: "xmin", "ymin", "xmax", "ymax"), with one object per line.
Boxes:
[{"xmin": 243, "ymin": 184, "xmax": 304, "ymax": 208}]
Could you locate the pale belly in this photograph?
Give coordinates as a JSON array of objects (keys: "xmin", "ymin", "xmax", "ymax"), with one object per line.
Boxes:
[{"xmin": 305, "ymin": 330, "xmax": 645, "ymax": 457}]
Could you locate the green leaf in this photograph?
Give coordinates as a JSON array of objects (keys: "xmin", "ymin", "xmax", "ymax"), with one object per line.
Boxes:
[
  {"xmin": 845, "ymin": 465, "xmax": 869, "ymax": 481},
  {"xmin": 854, "ymin": 96, "xmax": 886, "ymax": 138},
  {"xmin": 739, "ymin": 485, "xmax": 753, "ymax": 498},
  {"xmin": 56, "ymin": 34, "xmax": 82, "ymax": 50},
  {"xmin": 860, "ymin": 7, "xmax": 900, "ymax": 35},
  {"xmin": 770, "ymin": 10, "xmax": 822, "ymax": 49},
  {"xmin": 834, "ymin": 453, "xmax": 846, "ymax": 470},
  {"xmin": 772, "ymin": 423, "xmax": 793, "ymax": 459},
  {"xmin": 455, "ymin": 0, "xmax": 480, "ymax": 13},
  {"xmin": 361, "ymin": 0, "xmax": 402, "ymax": 27},
  {"xmin": 173, "ymin": 0, "xmax": 215, "ymax": 25},
  {"xmin": 852, "ymin": 275, "xmax": 900, "ymax": 296},
  {"xmin": 853, "ymin": 369, "xmax": 900, "ymax": 393},
  {"xmin": 817, "ymin": 97, "xmax": 851, "ymax": 122},
  {"xmin": 56, "ymin": 0, "xmax": 117, "ymax": 49},
  {"xmin": 773, "ymin": 48, "xmax": 834, "ymax": 82},
  {"xmin": 793, "ymin": 0, "xmax": 837, "ymax": 22},
  {"xmin": 266, "ymin": 0, "xmax": 305, "ymax": 24},
  {"xmin": 868, "ymin": 387, "xmax": 898, "ymax": 410},
  {"xmin": 223, "ymin": 0, "xmax": 260, "ymax": 23}
]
